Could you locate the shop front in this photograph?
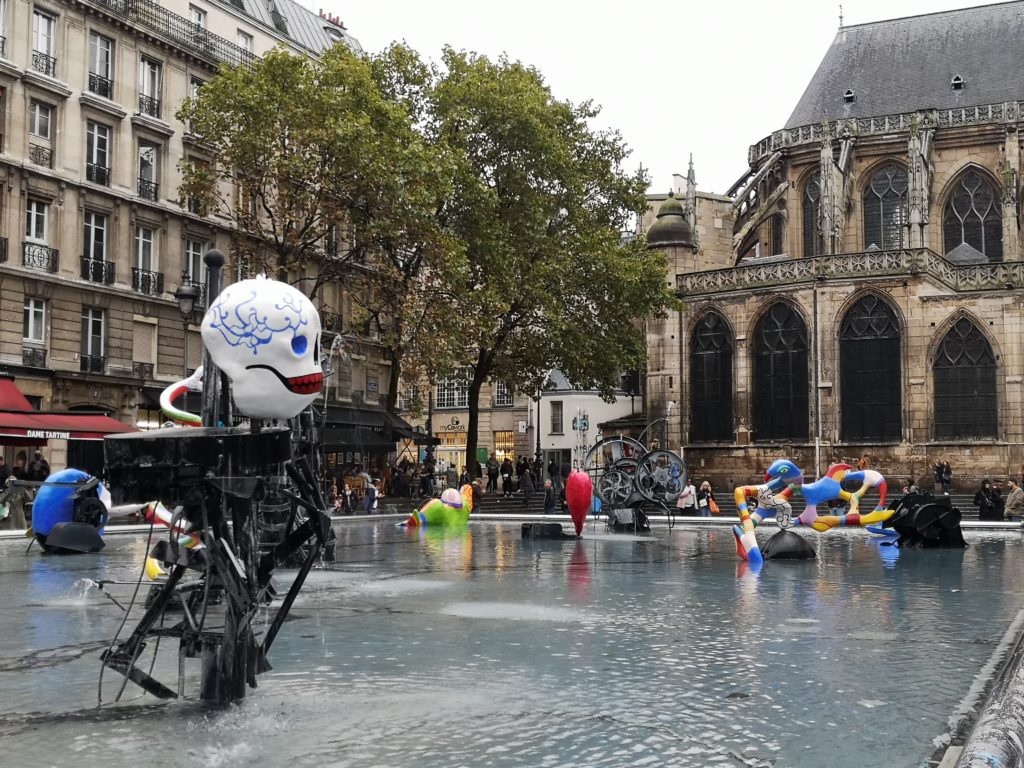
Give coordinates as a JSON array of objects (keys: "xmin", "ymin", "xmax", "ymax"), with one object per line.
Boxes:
[{"xmin": 0, "ymin": 376, "xmax": 137, "ymax": 478}]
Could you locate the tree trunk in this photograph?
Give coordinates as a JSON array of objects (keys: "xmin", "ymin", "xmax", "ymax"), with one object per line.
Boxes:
[
  {"xmin": 385, "ymin": 349, "xmax": 401, "ymax": 415},
  {"xmin": 464, "ymin": 349, "xmax": 492, "ymax": 479}
]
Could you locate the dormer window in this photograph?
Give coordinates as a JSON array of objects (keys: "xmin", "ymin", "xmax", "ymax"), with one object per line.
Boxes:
[
  {"xmin": 951, "ymin": 75, "xmax": 965, "ymax": 91},
  {"xmin": 843, "ymin": 89, "xmax": 856, "ymax": 104}
]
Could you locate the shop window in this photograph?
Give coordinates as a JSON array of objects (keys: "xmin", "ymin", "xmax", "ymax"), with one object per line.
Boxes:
[{"xmin": 493, "ymin": 430, "xmax": 515, "ymax": 461}]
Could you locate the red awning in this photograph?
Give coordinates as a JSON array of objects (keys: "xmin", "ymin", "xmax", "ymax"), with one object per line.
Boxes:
[
  {"xmin": 0, "ymin": 377, "xmax": 34, "ymax": 411},
  {"xmin": 0, "ymin": 411, "xmax": 137, "ymax": 441}
]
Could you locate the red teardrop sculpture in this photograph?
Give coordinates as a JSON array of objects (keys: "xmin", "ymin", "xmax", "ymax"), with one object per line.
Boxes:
[{"xmin": 565, "ymin": 471, "xmax": 592, "ymax": 536}]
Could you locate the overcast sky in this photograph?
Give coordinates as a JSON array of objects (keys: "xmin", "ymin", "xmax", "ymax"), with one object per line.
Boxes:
[{"xmin": 331, "ymin": 0, "xmax": 983, "ymax": 196}]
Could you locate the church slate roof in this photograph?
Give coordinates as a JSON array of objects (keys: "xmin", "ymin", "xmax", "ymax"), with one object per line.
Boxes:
[{"xmin": 785, "ymin": 1, "xmax": 1024, "ymax": 129}]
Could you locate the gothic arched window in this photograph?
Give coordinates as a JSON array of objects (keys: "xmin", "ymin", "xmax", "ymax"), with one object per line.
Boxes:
[
  {"xmin": 863, "ymin": 164, "xmax": 908, "ymax": 250},
  {"xmin": 933, "ymin": 318, "xmax": 997, "ymax": 439},
  {"xmin": 753, "ymin": 303, "xmax": 809, "ymax": 441},
  {"xmin": 690, "ymin": 311, "xmax": 733, "ymax": 441},
  {"xmin": 803, "ymin": 170, "xmax": 821, "ymax": 258},
  {"xmin": 943, "ymin": 170, "xmax": 1003, "ymax": 262},
  {"xmin": 839, "ymin": 295, "xmax": 902, "ymax": 441}
]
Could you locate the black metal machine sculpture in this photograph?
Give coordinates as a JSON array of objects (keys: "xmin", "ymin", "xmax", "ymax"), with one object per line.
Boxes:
[{"xmin": 99, "ymin": 251, "xmax": 333, "ymax": 703}]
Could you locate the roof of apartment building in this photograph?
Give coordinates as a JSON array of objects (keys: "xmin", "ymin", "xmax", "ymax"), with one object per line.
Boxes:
[
  {"xmin": 214, "ymin": 0, "xmax": 362, "ymax": 57},
  {"xmin": 786, "ymin": 1, "xmax": 1024, "ymax": 128}
]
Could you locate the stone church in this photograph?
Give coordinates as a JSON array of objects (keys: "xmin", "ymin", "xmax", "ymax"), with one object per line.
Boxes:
[{"xmin": 644, "ymin": 1, "xmax": 1024, "ymax": 492}]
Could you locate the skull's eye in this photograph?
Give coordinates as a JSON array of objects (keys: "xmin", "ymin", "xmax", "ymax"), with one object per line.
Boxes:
[{"xmin": 291, "ymin": 335, "xmax": 308, "ymax": 356}]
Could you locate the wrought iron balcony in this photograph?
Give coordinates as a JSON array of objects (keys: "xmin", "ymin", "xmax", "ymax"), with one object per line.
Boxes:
[
  {"xmin": 81, "ymin": 256, "xmax": 115, "ymax": 284},
  {"xmin": 320, "ymin": 310, "xmax": 343, "ymax": 333},
  {"xmin": 132, "ymin": 361, "xmax": 154, "ymax": 379},
  {"xmin": 80, "ymin": 354, "xmax": 105, "ymax": 374},
  {"xmin": 82, "ymin": 0, "xmax": 256, "ymax": 71},
  {"xmin": 132, "ymin": 267, "xmax": 164, "ymax": 295},
  {"xmin": 86, "ymin": 163, "xmax": 110, "ymax": 186},
  {"xmin": 22, "ymin": 347, "xmax": 46, "ymax": 368},
  {"xmin": 192, "ymin": 281, "xmax": 207, "ymax": 307},
  {"xmin": 22, "ymin": 242, "xmax": 59, "ymax": 273},
  {"xmin": 88, "ymin": 72, "xmax": 113, "ymax": 99},
  {"xmin": 0, "ymin": 237, "xmax": 7, "ymax": 264},
  {"xmin": 0, "ymin": 35, "xmax": 7, "ymax": 59},
  {"xmin": 29, "ymin": 144, "xmax": 52, "ymax": 168},
  {"xmin": 31, "ymin": 50, "xmax": 56, "ymax": 77},
  {"xmin": 138, "ymin": 93, "xmax": 161, "ymax": 119},
  {"xmin": 138, "ymin": 177, "xmax": 159, "ymax": 201}
]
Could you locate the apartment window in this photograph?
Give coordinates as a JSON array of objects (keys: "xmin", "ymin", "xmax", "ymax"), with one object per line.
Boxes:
[
  {"xmin": 236, "ymin": 30, "xmax": 253, "ymax": 51},
  {"xmin": 189, "ymin": 76, "xmax": 204, "ymax": 100},
  {"xmin": 494, "ymin": 430, "xmax": 515, "ymax": 461},
  {"xmin": 186, "ymin": 238, "xmax": 207, "ymax": 287},
  {"xmin": 135, "ymin": 225, "xmax": 155, "ymax": 271},
  {"xmin": 138, "ymin": 57, "xmax": 161, "ymax": 118},
  {"xmin": 29, "ymin": 99, "xmax": 51, "ymax": 139},
  {"xmin": 86, "ymin": 121, "xmax": 110, "ymax": 185},
  {"xmin": 31, "ymin": 10, "xmax": 55, "ymax": 76},
  {"xmin": 88, "ymin": 32, "xmax": 113, "ymax": 98},
  {"xmin": 23, "ymin": 298, "xmax": 46, "ymax": 343},
  {"xmin": 493, "ymin": 381, "xmax": 513, "ymax": 407},
  {"xmin": 550, "ymin": 400, "xmax": 563, "ymax": 434},
  {"xmin": 188, "ymin": 4, "xmax": 206, "ymax": 27},
  {"xmin": 25, "ymin": 199, "xmax": 48, "ymax": 242},
  {"xmin": 138, "ymin": 140, "xmax": 159, "ymax": 200},
  {"xmin": 436, "ymin": 371, "xmax": 469, "ymax": 409},
  {"xmin": 83, "ymin": 211, "xmax": 107, "ymax": 261},
  {"xmin": 81, "ymin": 307, "xmax": 104, "ymax": 356}
]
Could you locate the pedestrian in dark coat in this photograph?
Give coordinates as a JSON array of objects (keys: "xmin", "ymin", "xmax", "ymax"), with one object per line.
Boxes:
[
  {"xmin": 520, "ymin": 470, "xmax": 534, "ymax": 508},
  {"xmin": 543, "ymin": 479, "xmax": 556, "ymax": 514}
]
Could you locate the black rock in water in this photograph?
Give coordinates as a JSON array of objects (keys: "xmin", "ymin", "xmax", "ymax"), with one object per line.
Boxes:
[{"xmin": 762, "ymin": 529, "xmax": 816, "ymax": 560}]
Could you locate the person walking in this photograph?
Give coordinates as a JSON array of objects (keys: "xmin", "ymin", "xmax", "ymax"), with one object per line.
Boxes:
[
  {"xmin": 696, "ymin": 481, "xmax": 716, "ymax": 518},
  {"xmin": 1004, "ymin": 479, "xmax": 1024, "ymax": 521},
  {"xmin": 543, "ymin": 479, "xmax": 556, "ymax": 515},
  {"xmin": 547, "ymin": 458, "xmax": 560, "ymax": 493},
  {"xmin": 520, "ymin": 470, "xmax": 534, "ymax": 509},
  {"xmin": 486, "ymin": 454, "xmax": 500, "ymax": 494},
  {"xmin": 28, "ymin": 450, "xmax": 50, "ymax": 481},
  {"xmin": 974, "ymin": 479, "xmax": 998, "ymax": 521},
  {"xmin": 500, "ymin": 457, "xmax": 514, "ymax": 498},
  {"xmin": 676, "ymin": 479, "xmax": 697, "ymax": 516}
]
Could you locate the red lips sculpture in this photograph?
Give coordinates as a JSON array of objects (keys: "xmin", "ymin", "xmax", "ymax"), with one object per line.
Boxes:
[{"xmin": 565, "ymin": 471, "xmax": 593, "ymax": 536}]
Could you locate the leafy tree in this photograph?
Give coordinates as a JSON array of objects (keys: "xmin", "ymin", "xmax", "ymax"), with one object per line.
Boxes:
[
  {"xmin": 427, "ymin": 49, "xmax": 678, "ymax": 474},
  {"xmin": 177, "ymin": 44, "xmax": 461, "ymax": 412}
]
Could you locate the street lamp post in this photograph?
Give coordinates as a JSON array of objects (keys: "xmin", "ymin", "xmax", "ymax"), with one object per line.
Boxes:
[
  {"xmin": 173, "ymin": 270, "xmax": 199, "ymax": 378},
  {"xmin": 534, "ymin": 391, "xmax": 542, "ymax": 467}
]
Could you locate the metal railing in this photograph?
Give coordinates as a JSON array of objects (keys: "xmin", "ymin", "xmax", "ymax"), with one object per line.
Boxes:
[
  {"xmin": 0, "ymin": 35, "xmax": 7, "ymax": 59},
  {"xmin": 138, "ymin": 93, "xmax": 161, "ymax": 119},
  {"xmin": 22, "ymin": 347, "xmax": 46, "ymax": 368},
  {"xmin": 31, "ymin": 49, "xmax": 56, "ymax": 77},
  {"xmin": 132, "ymin": 361, "xmax": 154, "ymax": 379},
  {"xmin": 88, "ymin": 72, "xmax": 113, "ymax": 99},
  {"xmin": 86, "ymin": 163, "xmax": 110, "ymax": 185},
  {"xmin": 320, "ymin": 310, "xmax": 343, "ymax": 332},
  {"xmin": 138, "ymin": 177, "xmax": 159, "ymax": 201},
  {"xmin": 80, "ymin": 256, "xmax": 115, "ymax": 284},
  {"xmin": 0, "ymin": 237, "xmax": 7, "ymax": 264},
  {"xmin": 80, "ymin": 354, "xmax": 105, "ymax": 374},
  {"xmin": 132, "ymin": 267, "xmax": 164, "ymax": 295},
  {"xmin": 29, "ymin": 144, "xmax": 52, "ymax": 168},
  {"xmin": 22, "ymin": 242, "xmax": 59, "ymax": 272},
  {"xmin": 84, "ymin": 0, "xmax": 256, "ymax": 71}
]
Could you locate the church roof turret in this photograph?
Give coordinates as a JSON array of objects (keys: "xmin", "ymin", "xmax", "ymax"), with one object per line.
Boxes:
[{"xmin": 646, "ymin": 192, "xmax": 694, "ymax": 249}]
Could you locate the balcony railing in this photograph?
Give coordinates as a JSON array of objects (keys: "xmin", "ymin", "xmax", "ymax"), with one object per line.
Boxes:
[
  {"xmin": 677, "ymin": 248, "xmax": 1024, "ymax": 296},
  {"xmin": 86, "ymin": 163, "xmax": 111, "ymax": 186},
  {"xmin": 0, "ymin": 237, "xmax": 7, "ymax": 264},
  {"xmin": 80, "ymin": 256, "xmax": 115, "ymax": 284},
  {"xmin": 88, "ymin": 72, "xmax": 113, "ymax": 99},
  {"xmin": 0, "ymin": 35, "xmax": 7, "ymax": 59},
  {"xmin": 80, "ymin": 354, "xmax": 105, "ymax": 374},
  {"xmin": 138, "ymin": 177, "xmax": 159, "ymax": 201},
  {"xmin": 138, "ymin": 93, "xmax": 161, "ymax": 119},
  {"xmin": 132, "ymin": 267, "xmax": 164, "ymax": 295},
  {"xmin": 22, "ymin": 242, "xmax": 59, "ymax": 273},
  {"xmin": 83, "ymin": 0, "xmax": 256, "ymax": 71},
  {"xmin": 320, "ymin": 310, "xmax": 343, "ymax": 333},
  {"xmin": 29, "ymin": 144, "xmax": 52, "ymax": 168},
  {"xmin": 132, "ymin": 361, "xmax": 154, "ymax": 379},
  {"xmin": 22, "ymin": 347, "xmax": 47, "ymax": 368},
  {"xmin": 31, "ymin": 49, "xmax": 56, "ymax": 77}
]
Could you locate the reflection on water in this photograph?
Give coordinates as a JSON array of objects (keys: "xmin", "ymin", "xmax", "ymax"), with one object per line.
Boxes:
[{"xmin": 0, "ymin": 522, "xmax": 1022, "ymax": 767}]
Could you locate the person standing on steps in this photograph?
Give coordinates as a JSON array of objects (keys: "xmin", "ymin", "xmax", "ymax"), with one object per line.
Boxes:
[
  {"xmin": 486, "ymin": 453, "xmax": 500, "ymax": 494},
  {"xmin": 543, "ymin": 479, "xmax": 556, "ymax": 515},
  {"xmin": 520, "ymin": 469, "xmax": 534, "ymax": 509}
]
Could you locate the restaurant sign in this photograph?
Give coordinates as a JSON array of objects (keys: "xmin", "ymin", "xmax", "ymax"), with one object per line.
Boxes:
[{"xmin": 26, "ymin": 430, "xmax": 71, "ymax": 440}]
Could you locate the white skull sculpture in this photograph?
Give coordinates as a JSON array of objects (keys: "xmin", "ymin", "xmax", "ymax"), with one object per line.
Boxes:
[{"xmin": 201, "ymin": 276, "xmax": 323, "ymax": 419}]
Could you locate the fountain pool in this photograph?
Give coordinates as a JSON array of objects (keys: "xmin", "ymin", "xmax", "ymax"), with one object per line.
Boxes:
[{"xmin": 1, "ymin": 520, "xmax": 1022, "ymax": 768}]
